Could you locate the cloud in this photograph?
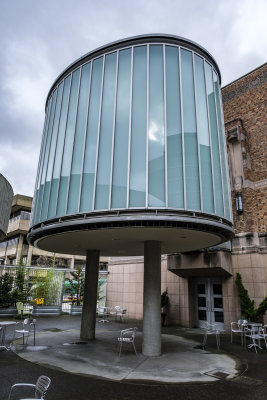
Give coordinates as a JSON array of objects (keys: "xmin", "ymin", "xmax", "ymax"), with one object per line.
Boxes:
[{"xmin": 0, "ymin": 0, "xmax": 265, "ymax": 197}]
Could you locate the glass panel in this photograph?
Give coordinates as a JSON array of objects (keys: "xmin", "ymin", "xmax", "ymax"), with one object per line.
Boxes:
[
  {"xmin": 198, "ymin": 310, "xmax": 207, "ymax": 320},
  {"xmin": 38, "ymin": 91, "xmax": 57, "ymax": 222},
  {"xmin": 165, "ymin": 46, "xmax": 183, "ymax": 208},
  {"xmin": 214, "ymin": 71, "xmax": 230, "ymax": 219},
  {"xmin": 194, "ymin": 55, "xmax": 214, "ymax": 213},
  {"xmin": 41, "ymin": 84, "xmax": 64, "ymax": 221},
  {"xmin": 95, "ymin": 52, "xmax": 117, "ymax": 210},
  {"xmin": 205, "ymin": 62, "xmax": 224, "ymax": 216},
  {"xmin": 129, "ymin": 46, "xmax": 147, "ymax": 207},
  {"xmin": 80, "ymin": 57, "xmax": 103, "ymax": 212},
  {"xmin": 198, "ymin": 297, "xmax": 206, "ymax": 307},
  {"xmin": 214, "ymin": 311, "xmax": 224, "ymax": 323},
  {"xmin": 47, "ymin": 75, "xmax": 71, "ymax": 219},
  {"xmin": 111, "ymin": 49, "xmax": 131, "ymax": 208},
  {"xmin": 214, "ymin": 297, "xmax": 223, "ymax": 309},
  {"xmin": 32, "ymin": 98, "xmax": 52, "ymax": 225},
  {"xmin": 197, "ymin": 284, "xmax": 206, "ymax": 294},
  {"xmin": 67, "ymin": 62, "xmax": 91, "ymax": 214},
  {"xmin": 57, "ymin": 69, "xmax": 80, "ymax": 216},
  {"xmin": 181, "ymin": 49, "xmax": 200, "ymax": 210},
  {"xmin": 148, "ymin": 45, "xmax": 165, "ymax": 207},
  {"xmin": 213, "ymin": 283, "xmax": 222, "ymax": 295}
]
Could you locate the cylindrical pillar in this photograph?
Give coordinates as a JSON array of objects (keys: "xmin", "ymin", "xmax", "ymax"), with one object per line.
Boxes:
[
  {"xmin": 80, "ymin": 249, "xmax": 100, "ymax": 340},
  {"xmin": 142, "ymin": 241, "xmax": 161, "ymax": 356}
]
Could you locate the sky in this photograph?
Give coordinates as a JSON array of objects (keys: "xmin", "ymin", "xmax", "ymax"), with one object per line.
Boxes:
[{"xmin": 0, "ymin": 0, "xmax": 266, "ymax": 197}]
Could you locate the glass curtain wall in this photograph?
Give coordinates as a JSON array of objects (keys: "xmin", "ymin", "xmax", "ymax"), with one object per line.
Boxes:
[{"xmin": 32, "ymin": 43, "xmax": 231, "ymax": 226}]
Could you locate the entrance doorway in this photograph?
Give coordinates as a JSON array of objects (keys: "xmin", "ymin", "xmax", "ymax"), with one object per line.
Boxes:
[{"xmin": 195, "ymin": 278, "xmax": 224, "ymax": 330}]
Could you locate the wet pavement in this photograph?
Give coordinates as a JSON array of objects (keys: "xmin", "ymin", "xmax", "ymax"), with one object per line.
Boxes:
[{"xmin": 1, "ymin": 315, "xmax": 267, "ymax": 400}]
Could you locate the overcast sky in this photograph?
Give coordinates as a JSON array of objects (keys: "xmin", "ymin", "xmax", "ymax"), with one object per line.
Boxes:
[{"xmin": 0, "ymin": 0, "xmax": 266, "ymax": 197}]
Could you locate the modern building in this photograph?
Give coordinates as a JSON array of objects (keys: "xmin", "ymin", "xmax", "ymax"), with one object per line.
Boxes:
[
  {"xmin": 0, "ymin": 173, "xmax": 13, "ymax": 242},
  {"xmin": 106, "ymin": 62, "xmax": 267, "ymax": 331},
  {"xmin": 27, "ymin": 34, "xmax": 233, "ymax": 356}
]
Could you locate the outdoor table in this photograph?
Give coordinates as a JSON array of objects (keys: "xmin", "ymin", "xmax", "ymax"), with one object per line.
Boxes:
[
  {"xmin": 0, "ymin": 321, "xmax": 16, "ymax": 350},
  {"xmin": 98, "ymin": 307, "xmax": 110, "ymax": 323}
]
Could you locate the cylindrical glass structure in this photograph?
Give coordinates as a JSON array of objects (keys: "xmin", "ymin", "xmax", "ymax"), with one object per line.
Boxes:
[{"xmin": 28, "ymin": 35, "xmax": 233, "ymax": 256}]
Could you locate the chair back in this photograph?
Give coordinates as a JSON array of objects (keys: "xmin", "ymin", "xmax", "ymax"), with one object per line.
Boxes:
[
  {"xmin": 35, "ymin": 375, "xmax": 51, "ymax": 398},
  {"xmin": 16, "ymin": 302, "xmax": 24, "ymax": 314},
  {"xmin": 114, "ymin": 306, "xmax": 121, "ymax": 312}
]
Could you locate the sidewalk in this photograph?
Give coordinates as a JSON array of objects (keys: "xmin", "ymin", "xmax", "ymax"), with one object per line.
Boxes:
[{"xmin": 1, "ymin": 315, "xmax": 267, "ymax": 400}]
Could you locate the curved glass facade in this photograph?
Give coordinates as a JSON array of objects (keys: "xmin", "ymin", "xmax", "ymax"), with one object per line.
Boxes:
[{"xmin": 31, "ymin": 37, "xmax": 232, "ymax": 228}]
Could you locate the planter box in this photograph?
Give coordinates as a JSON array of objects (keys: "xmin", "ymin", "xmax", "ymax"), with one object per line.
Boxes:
[
  {"xmin": 0, "ymin": 306, "xmax": 18, "ymax": 317},
  {"xmin": 32, "ymin": 305, "xmax": 62, "ymax": 317},
  {"xmin": 70, "ymin": 305, "xmax": 83, "ymax": 315}
]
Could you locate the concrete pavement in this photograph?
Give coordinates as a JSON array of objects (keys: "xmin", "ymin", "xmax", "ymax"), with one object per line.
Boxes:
[{"xmin": 1, "ymin": 315, "xmax": 267, "ymax": 400}]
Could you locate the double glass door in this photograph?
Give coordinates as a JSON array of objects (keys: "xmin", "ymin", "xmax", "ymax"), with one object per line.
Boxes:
[{"xmin": 195, "ymin": 278, "xmax": 224, "ymax": 331}]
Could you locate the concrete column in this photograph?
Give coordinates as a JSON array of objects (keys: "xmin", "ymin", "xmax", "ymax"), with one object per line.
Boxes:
[
  {"xmin": 80, "ymin": 249, "xmax": 99, "ymax": 340},
  {"xmin": 142, "ymin": 241, "xmax": 161, "ymax": 356}
]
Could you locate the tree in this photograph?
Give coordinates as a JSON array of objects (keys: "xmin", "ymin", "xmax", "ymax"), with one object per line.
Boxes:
[
  {"xmin": 68, "ymin": 266, "xmax": 85, "ymax": 306},
  {"xmin": 235, "ymin": 272, "xmax": 267, "ymax": 322},
  {"xmin": 12, "ymin": 266, "xmax": 30, "ymax": 303},
  {"xmin": 0, "ymin": 273, "xmax": 14, "ymax": 307}
]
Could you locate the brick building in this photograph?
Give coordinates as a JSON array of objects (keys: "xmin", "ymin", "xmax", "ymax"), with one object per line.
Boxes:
[{"xmin": 106, "ymin": 63, "xmax": 267, "ymax": 331}]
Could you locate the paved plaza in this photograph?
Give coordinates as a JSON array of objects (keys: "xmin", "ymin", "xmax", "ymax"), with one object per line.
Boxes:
[{"xmin": 0, "ymin": 315, "xmax": 267, "ymax": 400}]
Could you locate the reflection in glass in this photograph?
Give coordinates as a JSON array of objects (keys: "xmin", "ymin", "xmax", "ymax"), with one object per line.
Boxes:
[
  {"xmin": 95, "ymin": 52, "xmax": 117, "ymax": 210},
  {"xmin": 148, "ymin": 45, "xmax": 165, "ymax": 207},
  {"xmin": 33, "ymin": 98, "xmax": 52, "ymax": 225},
  {"xmin": 111, "ymin": 49, "xmax": 131, "ymax": 208},
  {"xmin": 194, "ymin": 55, "xmax": 214, "ymax": 213},
  {"xmin": 47, "ymin": 75, "xmax": 71, "ymax": 219},
  {"xmin": 181, "ymin": 49, "xmax": 200, "ymax": 210},
  {"xmin": 198, "ymin": 297, "xmax": 206, "ymax": 307},
  {"xmin": 57, "ymin": 69, "xmax": 80, "ymax": 216},
  {"xmin": 38, "ymin": 91, "xmax": 57, "ymax": 222},
  {"xmin": 213, "ymin": 284, "xmax": 222, "ymax": 295},
  {"xmin": 214, "ymin": 297, "xmax": 223, "ymax": 308},
  {"xmin": 198, "ymin": 310, "xmax": 207, "ymax": 321},
  {"xmin": 214, "ymin": 71, "xmax": 230, "ymax": 219},
  {"xmin": 197, "ymin": 284, "xmax": 206, "ymax": 294},
  {"xmin": 129, "ymin": 46, "xmax": 147, "ymax": 207},
  {"xmin": 215, "ymin": 311, "xmax": 224, "ymax": 322},
  {"xmin": 205, "ymin": 62, "xmax": 223, "ymax": 216},
  {"xmin": 42, "ymin": 83, "xmax": 64, "ymax": 220},
  {"xmin": 80, "ymin": 57, "xmax": 103, "ymax": 212},
  {"xmin": 165, "ymin": 46, "xmax": 183, "ymax": 208},
  {"xmin": 67, "ymin": 62, "xmax": 91, "ymax": 214}
]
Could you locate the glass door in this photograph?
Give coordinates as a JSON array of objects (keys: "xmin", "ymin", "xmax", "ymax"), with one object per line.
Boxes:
[{"xmin": 195, "ymin": 278, "xmax": 224, "ymax": 330}]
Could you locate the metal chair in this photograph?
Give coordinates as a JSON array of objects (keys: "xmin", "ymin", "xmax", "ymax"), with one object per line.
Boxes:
[
  {"xmin": 116, "ymin": 308, "xmax": 127, "ymax": 322},
  {"xmin": 202, "ymin": 321, "xmax": 221, "ymax": 350},
  {"xmin": 13, "ymin": 318, "xmax": 36, "ymax": 346},
  {"xmin": 8, "ymin": 375, "xmax": 51, "ymax": 400},
  {"xmin": 16, "ymin": 302, "xmax": 32, "ymax": 319},
  {"xmin": 109, "ymin": 305, "xmax": 121, "ymax": 320},
  {"xmin": 230, "ymin": 320, "xmax": 247, "ymax": 346},
  {"xmin": 118, "ymin": 327, "xmax": 138, "ymax": 357},
  {"xmin": 244, "ymin": 324, "xmax": 265, "ymax": 354}
]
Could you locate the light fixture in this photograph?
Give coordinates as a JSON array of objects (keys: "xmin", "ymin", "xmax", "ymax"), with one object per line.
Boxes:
[{"xmin": 235, "ymin": 192, "xmax": 243, "ymax": 214}]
